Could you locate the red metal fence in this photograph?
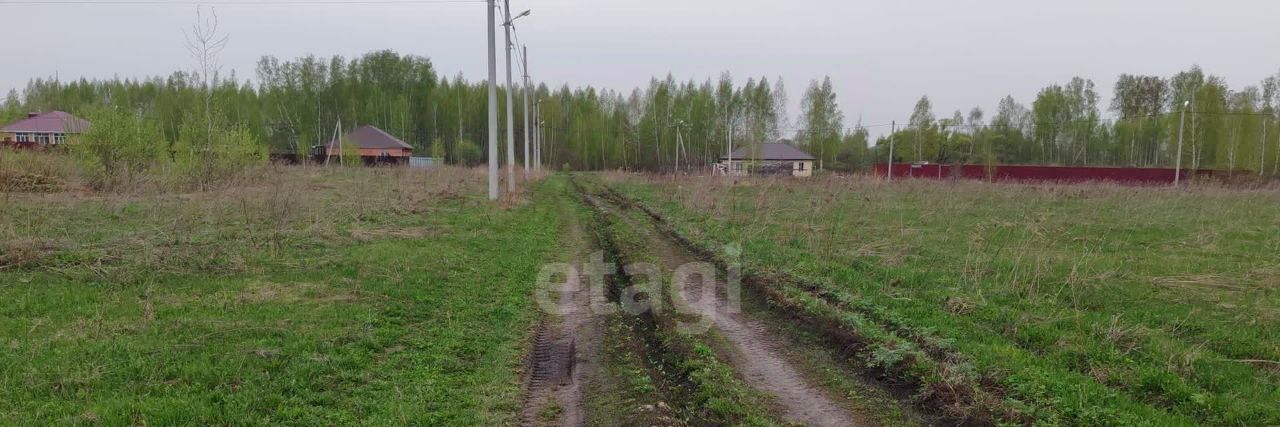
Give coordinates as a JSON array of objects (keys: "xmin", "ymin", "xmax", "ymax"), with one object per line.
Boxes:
[{"xmin": 874, "ymin": 163, "xmax": 1219, "ymax": 184}]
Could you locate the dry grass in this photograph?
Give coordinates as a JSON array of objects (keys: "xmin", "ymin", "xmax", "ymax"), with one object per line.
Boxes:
[
  {"xmin": 0, "ymin": 154, "xmax": 496, "ymax": 283},
  {"xmin": 235, "ymin": 280, "xmax": 358, "ymax": 305},
  {"xmin": 0, "ymin": 149, "xmax": 79, "ymax": 194}
]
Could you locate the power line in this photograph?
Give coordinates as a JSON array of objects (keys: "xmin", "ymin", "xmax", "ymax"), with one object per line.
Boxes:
[
  {"xmin": 510, "ymin": 27, "xmax": 527, "ymax": 75},
  {"xmin": 0, "ymin": 0, "xmax": 484, "ymax": 4},
  {"xmin": 743, "ymin": 109, "xmax": 1279, "ymax": 136}
]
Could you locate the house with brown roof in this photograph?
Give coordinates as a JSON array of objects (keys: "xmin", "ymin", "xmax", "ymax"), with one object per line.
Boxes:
[
  {"xmin": 1, "ymin": 111, "xmax": 91, "ymax": 149},
  {"xmin": 320, "ymin": 125, "xmax": 415, "ymax": 165},
  {"xmin": 717, "ymin": 142, "xmax": 816, "ymax": 177}
]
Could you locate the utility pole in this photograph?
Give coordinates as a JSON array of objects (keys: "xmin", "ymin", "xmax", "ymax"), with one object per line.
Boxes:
[
  {"xmin": 485, "ymin": 0, "xmax": 499, "ymax": 200},
  {"xmin": 726, "ymin": 114, "xmax": 734, "ymax": 176},
  {"xmin": 535, "ymin": 99, "xmax": 540, "ymax": 171},
  {"xmin": 1175, "ymin": 101, "xmax": 1188, "ymax": 186},
  {"xmin": 540, "ymin": 115, "xmax": 547, "ymax": 170},
  {"xmin": 502, "ymin": 0, "xmax": 517, "ymax": 193},
  {"xmin": 888, "ymin": 121, "xmax": 896, "ymax": 182},
  {"xmin": 1260, "ymin": 120, "xmax": 1268, "ymax": 177},
  {"xmin": 325, "ymin": 119, "xmax": 339, "ymax": 166},
  {"xmin": 522, "ymin": 46, "xmax": 530, "ymax": 176}
]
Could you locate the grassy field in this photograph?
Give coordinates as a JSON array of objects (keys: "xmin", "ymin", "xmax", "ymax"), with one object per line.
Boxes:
[
  {"xmin": 5, "ymin": 149, "xmax": 1278, "ymax": 426},
  {"xmin": 606, "ymin": 174, "xmax": 1280, "ymax": 425},
  {"xmin": 1, "ymin": 160, "xmax": 563, "ymax": 425}
]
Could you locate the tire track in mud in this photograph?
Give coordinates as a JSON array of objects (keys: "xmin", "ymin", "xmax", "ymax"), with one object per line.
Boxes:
[
  {"xmin": 583, "ymin": 178, "xmax": 868, "ymax": 427},
  {"xmin": 647, "ymin": 217, "xmax": 865, "ymax": 427},
  {"xmin": 519, "ymin": 191, "xmax": 605, "ymax": 427},
  {"xmin": 597, "ymin": 181, "xmax": 1026, "ymax": 426}
]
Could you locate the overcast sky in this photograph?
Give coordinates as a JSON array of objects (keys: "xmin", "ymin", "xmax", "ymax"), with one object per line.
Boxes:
[{"xmin": 2, "ymin": 0, "xmax": 1279, "ymax": 135}]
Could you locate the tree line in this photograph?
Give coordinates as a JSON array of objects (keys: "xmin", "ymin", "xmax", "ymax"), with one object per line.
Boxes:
[
  {"xmin": 879, "ymin": 67, "xmax": 1280, "ymax": 176},
  {"xmin": 3, "ymin": 53, "xmax": 1278, "ymax": 175}
]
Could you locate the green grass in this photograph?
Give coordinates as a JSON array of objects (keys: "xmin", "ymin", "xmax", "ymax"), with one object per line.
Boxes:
[
  {"xmin": 6, "ymin": 157, "xmax": 1276, "ymax": 425},
  {"xmin": 606, "ymin": 174, "xmax": 1280, "ymax": 426},
  {"xmin": 1, "ymin": 165, "xmax": 563, "ymax": 425}
]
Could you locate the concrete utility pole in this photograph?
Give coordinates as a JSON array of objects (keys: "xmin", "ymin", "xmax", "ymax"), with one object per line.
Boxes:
[
  {"xmin": 1175, "ymin": 100, "xmax": 1188, "ymax": 186},
  {"xmin": 522, "ymin": 46, "xmax": 530, "ymax": 176},
  {"xmin": 532, "ymin": 99, "xmax": 542, "ymax": 171},
  {"xmin": 538, "ymin": 114, "xmax": 546, "ymax": 171},
  {"xmin": 486, "ymin": 0, "xmax": 499, "ymax": 200},
  {"xmin": 502, "ymin": 1, "xmax": 519, "ymax": 193},
  {"xmin": 726, "ymin": 115, "xmax": 733, "ymax": 175},
  {"xmin": 1260, "ymin": 120, "xmax": 1268, "ymax": 177},
  {"xmin": 888, "ymin": 121, "xmax": 896, "ymax": 182},
  {"xmin": 537, "ymin": 117, "xmax": 544, "ymax": 171}
]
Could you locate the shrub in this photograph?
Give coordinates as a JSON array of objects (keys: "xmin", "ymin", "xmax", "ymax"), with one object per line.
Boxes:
[
  {"xmin": 0, "ymin": 149, "xmax": 77, "ymax": 183},
  {"xmin": 430, "ymin": 137, "xmax": 447, "ymax": 160},
  {"xmin": 173, "ymin": 111, "xmax": 267, "ymax": 188},
  {"xmin": 68, "ymin": 107, "xmax": 166, "ymax": 190},
  {"xmin": 453, "ymin": 139, "xmax": 482, "ymax": 166},
  {"xmin": 339, "ymin": 135, "xmax": 361, "ymax": 167}
]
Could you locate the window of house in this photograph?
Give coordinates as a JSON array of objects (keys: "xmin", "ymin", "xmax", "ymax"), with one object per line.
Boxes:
[
  {"xmin": 54, "ymin": 134, "xmax": 66, "ymax": 145},
  {"xmin": 15, "ymin": 133, "xmax": 30, "ymax": 142},
  {"xmin": 35, "ymin": 134, "xmax": 51, "ymax": 145},
  {"xmin": 797, "ymin": 162, "xmax": 806, "ymax": 171},
  {"xmin": 733, "ymin": 162, "xmax": 744, "ymax": 171}
]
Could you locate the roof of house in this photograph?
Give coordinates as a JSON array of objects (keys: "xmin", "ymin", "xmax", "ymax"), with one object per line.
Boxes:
[
  {"xmin": 326, "ymin": 125, "xmax": 414, "ymax": 151},
  {"xmin": 1, "ymin": 111, "xmax": 91, "ymax": 134},
  {"xmin": 720, "ymin": 143, "xmax": 816, "ymax": 161}
]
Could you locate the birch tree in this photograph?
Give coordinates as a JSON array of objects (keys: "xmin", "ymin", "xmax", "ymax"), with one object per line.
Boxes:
[{"xmin": 800, "ymin": 77, "xmax": 843, "ymax": 170}]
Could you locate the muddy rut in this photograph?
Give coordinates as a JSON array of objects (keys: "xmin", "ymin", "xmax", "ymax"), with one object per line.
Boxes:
[
  {"xmin": 519, "ymin": 201, "xmax": 604, "ymax": 427},
  {"xmin": 595, "ymin": 188, "xmax": 866, "ymax": 427},
  {"xmin": 526, "ymin": 180, "xmax": 871, "ymax": 426},
  {"xmin": 648, "ymin": 225, "xmax": 864, "ymax": 426}
]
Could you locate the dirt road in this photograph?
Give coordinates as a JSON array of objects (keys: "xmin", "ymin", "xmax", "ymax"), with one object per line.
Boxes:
[
  {"xmin": 589, "ymin": 184, "xmax": 866, "ymax": 427},
  {"xmin": 520, "ymin": 197, "xmax": 604, "ymax": 427},
  {"xmin": 642, "ymin": 225, "xmax": 865, "ymax": 427}
]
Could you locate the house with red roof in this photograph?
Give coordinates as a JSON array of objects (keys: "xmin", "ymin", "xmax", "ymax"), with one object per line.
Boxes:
[
  {"xmin": 320, "ymin": 125, "xmax": 415, "ymax": 165},
  {"xmin": 1, "ymin": 111, "xmax": 91, "ymax": 149}
]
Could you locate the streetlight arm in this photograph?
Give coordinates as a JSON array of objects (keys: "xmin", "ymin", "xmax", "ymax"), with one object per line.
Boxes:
[{"xmin": 505, "ymin": 10, "xmax": 531, "ymax": 25}]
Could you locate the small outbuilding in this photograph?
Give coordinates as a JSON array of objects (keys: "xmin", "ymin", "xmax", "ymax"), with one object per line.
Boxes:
[
  {"xmin": 717, "ymin": 143, "xmax": 816, "ymax": 177},
  {"xmin": 1, "ymin": 111, "xmax": 91, "ymax": 149},
  {"xmin": 321, "ymin": 125, "xmax": 414, "ymax": 165}
]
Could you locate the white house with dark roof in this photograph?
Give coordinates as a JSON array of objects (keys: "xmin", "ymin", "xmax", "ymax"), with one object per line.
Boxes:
[
  {"xmin": 1, "ymin": 111, "xmax": 91, "ymax": 148},
  {"xmin": 717, "ymin": 142, "xmax": 816, "ymax": 177}
]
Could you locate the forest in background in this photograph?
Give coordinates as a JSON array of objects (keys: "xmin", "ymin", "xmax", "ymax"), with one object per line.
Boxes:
[{"xmin": 3, "ymin": 49, "xmax": 1279, "ymax": 175}]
